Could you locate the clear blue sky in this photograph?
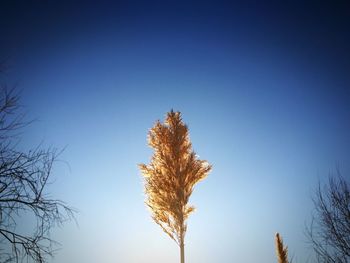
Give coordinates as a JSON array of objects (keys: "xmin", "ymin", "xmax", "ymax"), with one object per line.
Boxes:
[{"xmin": 1, "ymin": 1, "xmax": 350, "ymax": 263}]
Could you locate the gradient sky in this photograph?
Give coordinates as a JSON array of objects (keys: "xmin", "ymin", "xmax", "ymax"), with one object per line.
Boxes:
[{"xmin": 1, "ymin": 1, "xmax": 350, "ymax": 263}]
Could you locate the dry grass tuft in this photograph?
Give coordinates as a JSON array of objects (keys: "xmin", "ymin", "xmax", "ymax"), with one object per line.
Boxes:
[{"xmin": 275, "ymin": 232, "xmax": 289, "ymax": 263}]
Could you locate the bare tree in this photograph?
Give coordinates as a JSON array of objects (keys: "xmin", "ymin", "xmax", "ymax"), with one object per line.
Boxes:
[
  {"xmin": 139, "ymin": 110, "xmax": 212, "ymax": 263},
  {"xmin": 0, "ymin": 87, "xmax": 75, "ymax": 262},
  {"xmin": 306, "ymin": 173, "xmax": 350, "ymax": 263}
]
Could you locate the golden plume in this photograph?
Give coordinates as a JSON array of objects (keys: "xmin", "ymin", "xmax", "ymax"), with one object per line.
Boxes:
[
  {"xmin": 275, "ymin": 233, "xmax": 289, "ymax": 263},
  {"xmin": 139, "ymin": 110, "xmax": 212, "ymax": 263}
]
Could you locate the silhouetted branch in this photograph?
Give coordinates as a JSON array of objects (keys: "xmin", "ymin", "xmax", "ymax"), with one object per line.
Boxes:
[
  {"xmin": 306, "ymin": 172, "xmax": 350, "ymax": 263},
  {"xmin": 0, "ymin": 84, "xmax": 75, "ymax": 262}
]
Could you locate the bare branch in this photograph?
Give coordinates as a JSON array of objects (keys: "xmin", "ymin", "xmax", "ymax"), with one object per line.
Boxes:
[
  {"xmin": 306, "ymin": 174, "xmax": 350, "ymax": 263},
  {"xmin": 0, "ymin": 85, "xmax": 76, "ymax": 262}
]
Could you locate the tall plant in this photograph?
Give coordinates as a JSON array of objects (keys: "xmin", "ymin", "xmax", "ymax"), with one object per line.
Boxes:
[{"xmin": 139, "ymin": 110, "xmax": 212, "ymax": 263}]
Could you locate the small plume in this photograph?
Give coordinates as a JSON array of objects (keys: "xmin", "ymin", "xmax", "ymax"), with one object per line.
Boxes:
[{"xmin": 275, "ymin": 233, "xmax": 288, "ymax": 263}]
